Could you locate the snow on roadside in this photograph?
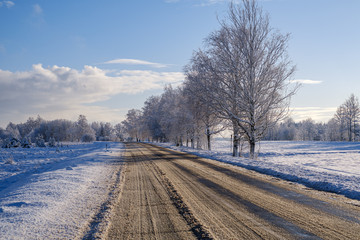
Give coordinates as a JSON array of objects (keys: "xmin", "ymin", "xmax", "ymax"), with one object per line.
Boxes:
[
  {"xmin": 153, "ymin": 139, "xmax": 360, "ymax": 201},
  {"xmin": 0, "ymin": 142, "xmax": 124, "ymax": 239}
]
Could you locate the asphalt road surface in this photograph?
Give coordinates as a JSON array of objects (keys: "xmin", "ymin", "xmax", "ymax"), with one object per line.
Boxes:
[{"xmin": 105, "ymin": 142, "xmax": 360, "ymax": 240}]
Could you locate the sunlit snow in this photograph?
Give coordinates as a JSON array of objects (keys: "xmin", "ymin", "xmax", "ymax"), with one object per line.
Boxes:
[
  {"xmin": 156, "ymin": 139, "xmax": 360, "ymax": 201},
  {"xmin": 0, "ymin": 142, "xmax": 124, "ymax": 239}
]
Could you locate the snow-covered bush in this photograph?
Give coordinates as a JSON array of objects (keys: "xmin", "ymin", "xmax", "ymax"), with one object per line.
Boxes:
[
  {"xmin": 2, "ymin": 138, "xmax": 21, "ymax": 148},
  {"xmin": 1, "ymin": 138, "xmax": 10, "ymax": 148},
  {"xmin": 48, "ymin": 137, "xmax": 56, "ymax": 147},
  {"xmin": 81, "ymin": 134, "xmax": 95, "ymax": 142},
  {"xmin": 35, "ymin": 135, "xmax": 46, "ymax": 147},
  {"xmin": 11, "ymin": 138, "xmax": 21, "ymax": 148},
  {"xmin": 21, "ymin": 137, "xmax": 32, "ymax": 148}
]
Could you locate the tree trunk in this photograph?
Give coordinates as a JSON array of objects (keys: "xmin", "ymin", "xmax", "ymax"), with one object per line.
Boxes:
[
  {"xmin": 232, "ymin": 123, "xmax": 240, "ymax": 157},
  {"xmin": 249, "ymin": 140, "xmax": 255, "ymax": 159},
  {"xmin": 239, "ymin": 140, "xmax": 243, "ymax": 157},
  {"xmin": 196, "ymin": 137, "xmax": 201, "ymax": 149},
  {"xmin": 233, "ymin": 134, "xmax": 239, "ymax": 157},
  {"xmin": 206, "ymin": 127, "xmax": 211, "ymax": 151},
  {"xmin": 349, "ymin": 120, "xmax": 352, "ymax": 142},
  {"xmin": 354, "ymin": 121, "xmax": 357, "ymax": 141}
]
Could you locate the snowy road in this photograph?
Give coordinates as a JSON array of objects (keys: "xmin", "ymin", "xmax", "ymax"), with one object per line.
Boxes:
[
  {"xmin": 106, "ymin": 143, "xmax": 360, "ymax": 239},
  {"xmin": 0, "ymin": 142, "xmax": 124, "ymax": 239}
]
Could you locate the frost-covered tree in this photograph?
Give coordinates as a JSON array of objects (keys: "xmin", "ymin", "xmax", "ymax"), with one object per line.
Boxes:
[
  {"xmin": 141, "ymin": 96, "xmax": 165, "ymax": 142},
  {"xmin": 326, "ymin": 118, "xmax": 340, "ymax": 141},
  {"xmin": 52, "ymin": 119, "xmax": 73, "ymax": 141},
  {"xmin": 185, "ymin": 51, "xmax": 244, "ymax": 155},
  {"xmin": 0, "ymin": 127, "xmax": 11, "ymax": 142},
  {"xmin": 280, "ymin": 118, "xmax": 297, "ymax": 140},
  {"xmin": 264, "ymin": 117, "xmax": 297, "ymax": 140},
  {"xmin": 334, "ymin": 94, "xmax": 360, "ymax": 141},
  {"xmin": 72, "ymin": 115, "xmax": 95, "ymax": 142},
  {"xmin": 31, "ymin": 119, "xmax": 73, "ymax": 142},
  {"xmin": 6, "ymin": 122, "xmax": 20, "ymax": 140},
  {"xmin": 17, "ymin": 116, "xmax": 44, "ymax": 139},
  {"xmin": 344, "ymin": 94, "xmax": 360, "ymax": 141},
  {"xmin": 91, "ymin": 122, "xmax": 101, "ymax": 140},
  {"xmin": 183, "ymin": 79, "xmax": 225, "ymax": 150},
  {"xmin": 185, "ymin": 0, "xmax": 297, "ymax": 158},
  {"xmin": 157, "ymin": 86, "xmax": 186, "ymax": 146},
  {"xmin": 335, "ymin": 105, "xmax": 347, "ymax": 141},
  {"xmin": 297, "ymin": 118, "xmax": 316, "ymax": 141},
  {"xmin": 93, "ymin": 122, "xmax": 114, "ymax": 141},
  {"xmin": 122, "ymin": 109, "xmax": 143, "ymax": 141},
  {"xmin": 103, "ymin": 122, "xmax": 113, "ymax": 140},
  {"xmin": 114, "ymin": 123, "xmax": 125, "ymax": 141}
]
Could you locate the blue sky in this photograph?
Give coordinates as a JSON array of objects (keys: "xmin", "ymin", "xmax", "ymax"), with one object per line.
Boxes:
[{"xmin": 1, "ymin": 0, "xmax": 360, "ymax": 127}]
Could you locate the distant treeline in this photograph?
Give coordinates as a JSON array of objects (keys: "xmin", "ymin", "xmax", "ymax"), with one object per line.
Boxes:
[
  {"xmin": 0, "ymin": 115, "xmax": 125, "ymax": 148},
  {"xmin": 265, "ymin": 94, "xmax": 360, "ymax": 142}
]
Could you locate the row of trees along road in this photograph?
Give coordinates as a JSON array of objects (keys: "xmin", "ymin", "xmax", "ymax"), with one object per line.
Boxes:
[{"xmin": 124, "ymin": 0, "xmax": 298, "ymax": 159}]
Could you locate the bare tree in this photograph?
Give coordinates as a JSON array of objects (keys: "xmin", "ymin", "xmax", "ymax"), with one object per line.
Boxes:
[
  {"xmin": 186, "ymin": 0, "xmax": 297, "ymax": 158},
  {"xmin": 342, "ymin": 94, "xmax": 360, "ymax": 141},
  {"xmin": 335, "ymin": 104, "xmax": 348, "ymax": 141},
  {"xmin": 326, "ymin": 118, "xmax": 341, "ymax": 141},
  {"xmin": 122, "ymin": 109, "xmax": 143, "ymax": 141},
  {"xmin": 142, "ymin": 95, "xmax": 165, "ymax": 142},
  {"xmin": 183, "ymin": 74, "xmax": 225, "ymax": 151},
  {"xmin": 70, "ymin": 115, "xmax": 95, "ymax": 142},
  {"xmin": 297, "ymin": 118, "xmax": 315, "ymax": 141},
  {"xmin": 114, "ymin": 123, "xmax": 125, "ymax": 141}
]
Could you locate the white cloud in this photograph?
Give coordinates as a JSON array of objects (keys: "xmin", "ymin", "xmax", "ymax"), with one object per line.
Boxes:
[
  {"xmin": 33, "ymin": 3, "xmax": 42, "ymax": 15},
  {"xmin": 290, "ymin": 79, "xmax": 322, "ymax": 85},
  {"xmin": 0, "ymin": 64, "xmax": 185, "ymax": 127},
  {"xmin": 290, "ymin": 107, "xmax": 336, "ymax": 122},
  {"xmin": 115, "ymin": 70, "xmax": 183, "ymax": 92},
  {"xmin": 0, "ymin": 1, "xmax": 14, "ymax": 8},
  {"xmin": 103, "ymin": 58, "xmax": 169, "ymax": 68},
  {"xmin": 30, "ymin": 3, "xmax": 46, "ymax": 28}
]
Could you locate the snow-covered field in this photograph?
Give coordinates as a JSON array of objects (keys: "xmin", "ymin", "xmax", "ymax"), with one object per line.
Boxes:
[
  {"xmin": 155, "ymin": 139, "xmax": 360, "ymax": 201},
  {"xmin": 0, "ymin": 142, "xmax": 124, "ymax": 239}
]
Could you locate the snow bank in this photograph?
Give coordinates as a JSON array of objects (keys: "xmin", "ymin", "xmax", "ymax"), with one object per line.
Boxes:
[
  {"xmin": 0, "ymin": 142, "xmax": 124, "ymax": 239},
  {"xmin": 154, "ymin": 140, "xmax": 360, "ymax": 201}
]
